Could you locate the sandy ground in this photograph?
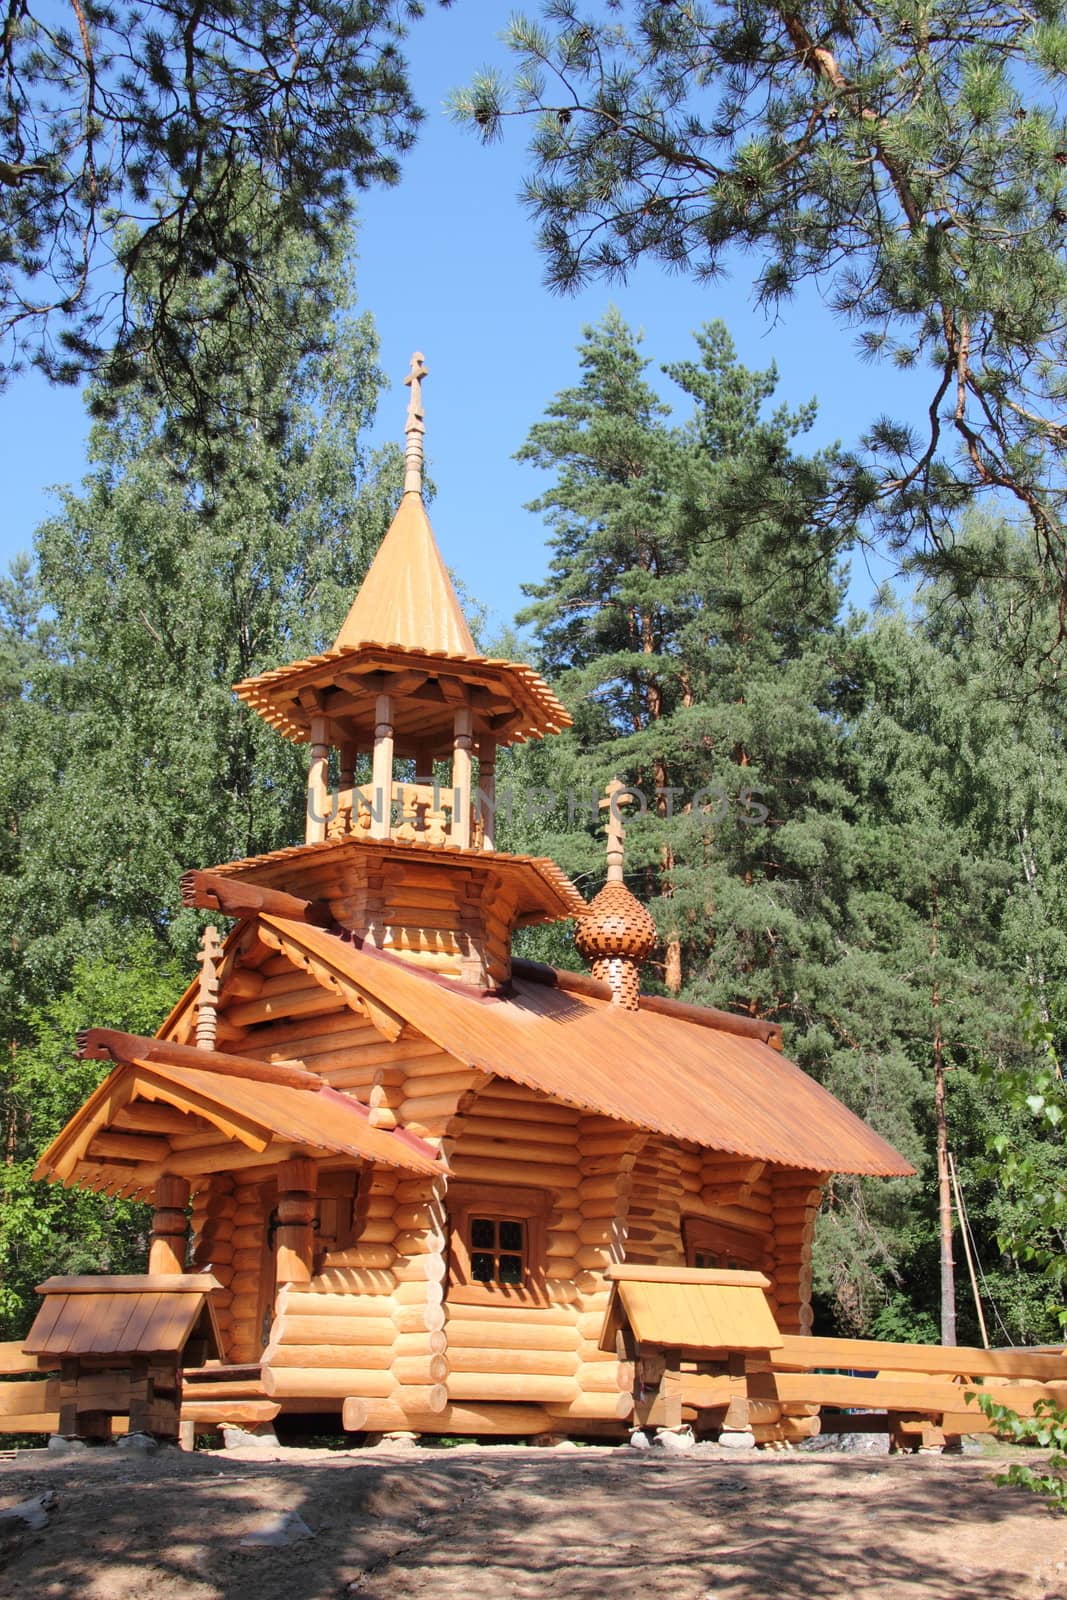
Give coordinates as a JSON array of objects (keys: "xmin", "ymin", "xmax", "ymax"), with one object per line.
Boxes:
[{"xmin": 0, "ymin": 1439, "xmax": 1064, "ymax": 1600}]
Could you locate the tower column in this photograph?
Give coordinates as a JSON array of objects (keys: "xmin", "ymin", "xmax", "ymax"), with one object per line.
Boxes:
[
  {"xmin": 339, "ymin": 740, "xmax": 357, "ymax": 833},
  {"xmin": 306, "ymin": 715, "xmax": 330, "ymax": 845},
  {"xmin": 452, "ymin": 703, "xmax": 473, "ymax": 848},
  {"xmin": 477, "ymin": 737, "xmax": 496, "ymax": 851},
  {"xmin": 371, "ymin": 694, "xmax": 394, "ymax": 840}
]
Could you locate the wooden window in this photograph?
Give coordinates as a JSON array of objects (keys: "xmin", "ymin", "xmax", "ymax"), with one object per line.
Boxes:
[
  {"xmin": 682, "ymin": 1216, "xmax": 769, "ymax": 1273},
  {"xmin": 448, "ymin": 1183, "xmax": 549, "ymax": 1307}
]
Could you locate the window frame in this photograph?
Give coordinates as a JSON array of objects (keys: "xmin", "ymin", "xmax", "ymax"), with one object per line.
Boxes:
[
  {"xmin": 682, "ymin": 1215, "xmax": 770, "ymax": 1273},
  {"xmin": 447, "ymin": 1182, "xmax": 550, "ymax": 1308}
]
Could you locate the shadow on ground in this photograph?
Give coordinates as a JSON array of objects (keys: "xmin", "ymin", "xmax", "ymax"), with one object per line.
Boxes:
[{"xmin": 0, "ymin": 1444, "xmax": 1062, "ymax": 1600}]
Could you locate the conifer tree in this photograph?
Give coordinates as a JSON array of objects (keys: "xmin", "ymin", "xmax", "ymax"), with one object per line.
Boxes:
[{"xmin": 455, "ymin": 3, "xmax": 1067, "ymax": 604}]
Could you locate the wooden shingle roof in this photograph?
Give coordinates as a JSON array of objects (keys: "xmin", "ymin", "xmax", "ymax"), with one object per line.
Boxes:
[{"xmin": 258, "ymin": 916, "xmax": 916, "ymax": 1178}]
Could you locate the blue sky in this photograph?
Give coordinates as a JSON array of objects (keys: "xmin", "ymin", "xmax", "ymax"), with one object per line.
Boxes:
[{"xmin": 1, "ymin": 0, "xmax": 927, "ymax": 638}]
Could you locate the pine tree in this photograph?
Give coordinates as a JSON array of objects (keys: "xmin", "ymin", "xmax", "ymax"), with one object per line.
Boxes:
[{"xmin": 455, "ymin": 2, "xmax": 1067, "ymax": 604}]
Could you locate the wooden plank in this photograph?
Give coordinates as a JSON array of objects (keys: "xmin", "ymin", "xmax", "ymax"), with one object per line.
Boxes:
[
  {"xmin": 181, "ymin": 1400, "xmax": 281, "ymax": 1424},
  {"xmin": 0, "ymin": 1379, "xmax": 60, "ymax": 1416},
  {"xmin": 774, "ymin": 1334, "xmax": 1067, "ymax": 1383},
  {"xmin": 34, "ymin": 1275, "xmax": 220, "ymax": 1296},
  {"xmin": 750, "ymin": 1371, "xmax": 1067, "ymax": 1416},
  {"xmin": 606, "ymin": 1264, "xmax": 770, "ymax": 1288},
  {"xmin": 0, "ymin": 1341, "xmax": 53, "ymax": 1375}
]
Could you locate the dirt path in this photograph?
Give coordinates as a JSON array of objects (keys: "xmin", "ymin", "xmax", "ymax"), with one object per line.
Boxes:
[{"xmin": 1, "ymin": 1442, "xmax": 1064, "ymax": 1600}]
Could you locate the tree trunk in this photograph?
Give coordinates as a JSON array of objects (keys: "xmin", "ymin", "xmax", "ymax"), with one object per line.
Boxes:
[{"xmin": 931, "ymin": 885, "xmax": 956, "ymax": 1346}]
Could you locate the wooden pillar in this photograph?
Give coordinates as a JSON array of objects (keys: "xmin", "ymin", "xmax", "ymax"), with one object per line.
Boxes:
[
  {"xmin": 477, "ymin": 737, "xmax": 496, "ymax": 851},
  {"xmin": 339, "ymin": 740, "xmax": 357, "ymax": 834},
  {"xmin": 452, "ymin": 703, "xmax": 473, "ymax": 848},
  {"xmin": 371, "ymin": 694, "xmax": 394, "ymax": 840},
  {"xmin": 305, "ymin": 714, "xmax": 330, "ymax": 845},
  {"xmin": 274, "ymin": 1158, "xmax": 317, "ymax": 1285},
  {"xmin": 149, "ymin": 1175, "xmax": 191, "ymax": 1275}
]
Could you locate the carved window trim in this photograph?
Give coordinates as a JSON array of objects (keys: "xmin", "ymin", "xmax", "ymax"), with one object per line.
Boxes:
[
  {"xmin": 682, "ymin": 1215, "xmax": 769, "ymax": 1272},
  {"xmin": 447, "ymin": 1182, "xmax": 550, "ymax": 1308}
]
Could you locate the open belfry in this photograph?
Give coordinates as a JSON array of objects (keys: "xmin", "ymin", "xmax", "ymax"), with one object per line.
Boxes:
[{"xmin": 25, "ymin": 355, "xmax": 926, "ymax": 1447}]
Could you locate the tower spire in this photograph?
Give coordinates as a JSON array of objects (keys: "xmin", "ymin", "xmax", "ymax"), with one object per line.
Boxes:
[{"xmin": 403, "ymin": 351, "xmax": 428, "ymax": 497}]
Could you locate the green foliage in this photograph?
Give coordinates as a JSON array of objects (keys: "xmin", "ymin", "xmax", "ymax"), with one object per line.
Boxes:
[
  {"xmin": 454, "ymin": 2, "xmax": 1067, "ymax": 603},
  {"xmin": 0, "ymin": 934, "xmax": 184, "ymax": 1336},
  {"xmin": 0, "ymin": 212, "xmax": 399, "ymax": 1333},
  {"xmin": 974, "ymin": 1396, "xmax": 1067, "ymax": 1515},
  {"xmin": 1, "ymin": 2, "xmax": 441, "ymax": 410}
]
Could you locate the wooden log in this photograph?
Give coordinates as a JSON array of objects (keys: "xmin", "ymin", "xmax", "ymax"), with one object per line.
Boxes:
[
  {"xmin": 270, "ymin": 1317, "xmax": 396, "ymax": 1346},
  {"xmin": 545, "ymin": 1393, "xmax": 634, "ymax": 1421},
  {"xmin": 342, "ymin": 1397, "xmax": 554, "ymax": 1434},
  {"xmin": 394, "ymin": 1330, "xmax": 448, "ymax": 1358},
  {"xmin": 445, "ymin": 1301, "xmax": 576, "ymax": 1326},
  {"xmin": 320, "ymin": 1246, "xmax": 397, "ymax": 1271},
  {"xmin": 264, "ymin": 1344, "xmax": 394, "ymax": 1370},
  {"xmin": 774, "ymin": 1334, "xmax": 1067, "ymax": 1382},
  {"xmin": 750, "ymin": 1372, "xmax": 1067, "ymax": 1415},
  {"xmin": 457, "ymin": 1137, "xmax": 581, "ymax": 1167},
  {"xmin": 447, "ymin": 1156, "xmax": 578, "ymax": 1190},
  {"xmin": 469, "ymin": 1097, "xmax": 579, "ymax": 1127},
  {"xmin": 445, "ymin": 1321, "xmax": 577, "ymax": 1353},
  {"xmin": 181, "ymin": 1401, "xmax": 282, "ymax": 1425},
  {"xmin": 749, "ymin": 1415, "xmax": 820, "ymax": 1445},
  {"xmin": 574, "ymin": 1362, "xmax": 631, "ymax": 1393},
  {"xmin": 262, "ymin": 1368, "xmax": 396, "ymax": 1400},
  {"xmin": 447, "ymin": 1373, "xmax": 579, "ymax": 1404},
  {"xmin": 392, "ymin": 1275, "xmax": 444, "ymax": 1305},
  {"xmin": 393, "ymin": 1354, "xmax": 449, "ymax": 1385},
  {"xmin": 447, "ymin": 1348, "xmax": 577, "ymax": 1377},
  {"xmin": 0, "ymin": 1379, "xmax": 60, "ymax": 1417},
  {"xmin": 275, "ymin": 1288, "xmax": 394, "ymax": 1319},
  {"xmin": 394, "ymin": 1303, "xmax": 447, "ymax": 1335}
]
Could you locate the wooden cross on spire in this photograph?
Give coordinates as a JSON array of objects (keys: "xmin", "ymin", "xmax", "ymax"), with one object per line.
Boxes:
[
  {"xmin": 598, "ymin": 776, "xmax": 637, "ymax": 884},
  {"xmin": 403, "ymin": 351, "xmax": 428, "ymax": 495}
]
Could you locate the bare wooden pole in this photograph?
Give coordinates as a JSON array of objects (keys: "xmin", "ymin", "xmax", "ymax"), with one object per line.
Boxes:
[
  {"xmin": 949, "ymin": 1151, "xmax": 989, "ymax": 1349},
  {"xmin": 931, "ymin": 882, "xmax": 956, "ymax": 1345}
]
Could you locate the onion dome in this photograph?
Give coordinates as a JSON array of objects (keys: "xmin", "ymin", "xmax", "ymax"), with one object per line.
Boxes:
[{"xmin": 575, "ymin": 882, "xmax": 657, "ymax": 1010}]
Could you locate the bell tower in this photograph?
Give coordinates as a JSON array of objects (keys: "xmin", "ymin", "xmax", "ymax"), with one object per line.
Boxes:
[{"xmin": 203, "ymin": 356, "xmax": 585, "ymax": 988}]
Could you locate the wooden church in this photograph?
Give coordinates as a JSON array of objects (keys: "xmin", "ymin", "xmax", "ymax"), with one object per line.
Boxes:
[{"xmin": 31, "ymin": 356, "xmax": 914, "ymax": 1444}]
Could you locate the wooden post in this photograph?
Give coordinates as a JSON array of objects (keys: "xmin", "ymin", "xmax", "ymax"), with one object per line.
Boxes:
[
  {"xmin": 274, "ymin": 1158, "xmax": 317, "ymax": 1286},
  {"xmin": 452, "ymin": 703, "xmax": 473, "ymax": 848},
  {"xmin": 371, "ymin": 694, "xmax": 394, "ymax": 840},
  {"xmin": 339, "ymin": 740, "xmax": 357, "ymax": 834},
  {"xmin": 477, "ymin": 738, "xmax": 496, "ymax": 850},
  {"xmin": 195, "ymin": 925, "xmax": 222, "ymax": 1051},
  {"xmin": 149, "ymin": 1174, "xmax": 191, "ymax": 1275},
  {"xmin": 305, "ymin": 714, "xmax": 330, "ymax": 845}
]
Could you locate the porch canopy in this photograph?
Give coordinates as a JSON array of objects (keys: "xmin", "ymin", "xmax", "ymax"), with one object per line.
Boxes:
[{"xmin": 34, "ymin": 1030, "xmax": 443, "ymax": 1199}]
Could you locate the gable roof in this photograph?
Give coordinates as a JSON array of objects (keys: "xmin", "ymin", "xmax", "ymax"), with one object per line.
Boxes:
[
  {"xmin": 259, "ymin": 916, "xmax": 915, "ymax": 1178},
  {"xmin": 34, "ymin": 1045, "xmax": 444, "ymax": 1197}
]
